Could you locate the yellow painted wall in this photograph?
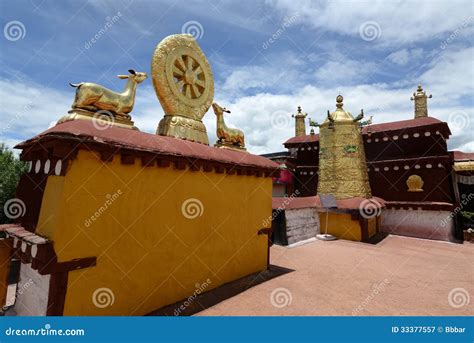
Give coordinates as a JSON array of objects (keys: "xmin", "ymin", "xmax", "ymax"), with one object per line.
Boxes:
[
  {"xmin": 367, "ymin": 217, "xmax": 377, "ymax": 238},
  {"xmin": 319, "ymin": 212, "xmax": 361, "ymax": 241},
  {"xmin": 36, "ymin": 150, "xmax": 271, "ymax": 315},
  {"xmin": 319, "ymin": 213, "xmax": 380, "ymax": 241}
]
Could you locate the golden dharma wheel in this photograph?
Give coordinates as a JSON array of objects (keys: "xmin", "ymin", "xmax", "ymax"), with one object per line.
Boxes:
[{"xmin": 151, "ymin": 34, "xmax": 214, "ymax": 120}]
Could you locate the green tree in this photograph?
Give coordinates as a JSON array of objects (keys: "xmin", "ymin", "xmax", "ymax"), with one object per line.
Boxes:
[{"xmin": 0, "ymin": 143, "xmax": 27, "ymax": 224}]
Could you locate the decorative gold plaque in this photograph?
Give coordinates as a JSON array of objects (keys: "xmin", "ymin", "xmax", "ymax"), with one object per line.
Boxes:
[
  {"xmin": 406, "ymin": 174, "xmax": 424, "ymax": 192},
  {"xmin": 151, "ymin": 34, "xmax": 214, "ymax": 144}
]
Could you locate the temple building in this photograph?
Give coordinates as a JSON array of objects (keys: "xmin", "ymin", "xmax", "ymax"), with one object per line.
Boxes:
[{"xmin": 267, "ymin": 85, "xmax": 473, "ymax": 243}]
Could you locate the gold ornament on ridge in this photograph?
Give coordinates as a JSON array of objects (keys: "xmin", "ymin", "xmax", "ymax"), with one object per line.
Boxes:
[
  {"xmin": 317, "ymin": 95, "xmax": 372, "ymax": 199},
  {"xmin": 151, "ymin": 34, "xmax": 214, "ymax": 145}
]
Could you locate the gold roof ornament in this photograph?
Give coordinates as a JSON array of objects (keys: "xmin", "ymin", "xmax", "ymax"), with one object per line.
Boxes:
[
  {"xmin": 411, "ymin": 84, "xmax": 432, "ymax": 119},
  {"xmin": 151, "ymin": 34, "xmax": 214, "ymax": 145},
  {"xmin": 212, "ymin": 103, "xmax": 246, "ymax": 151},
  {"xmin": 317, "ymin": 95, "xmax": 372, "ymax": 199},
  {"xmin": 59, "ymin": 69, "xmax": 147, "ymax": 130},
  {"xmin": 292, "ymin": 106, "xmax": 307, "ymax": 137}
]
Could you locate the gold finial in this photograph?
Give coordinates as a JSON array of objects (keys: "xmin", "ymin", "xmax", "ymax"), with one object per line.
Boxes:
[
  {"xmin": 410, "ymin": 84, "xmax": 432, "ymax": 118},
  {"xmin": 336, "ymin": 95, "xmax": 344, "ymax": 108},
  {"xmin": 292, "ymin": 106, "xmax": 307, "ymax": 137}
]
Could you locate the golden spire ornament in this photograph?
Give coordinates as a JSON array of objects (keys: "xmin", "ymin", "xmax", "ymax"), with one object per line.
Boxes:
[
  {"xmin": 292, "ymin": 106, "xmax": 307, "ymax": 137},
  {"xmin": 411, "ymin": 84, "xmax": 432, "ymax": 119},
  {"xmin": 317, "ymin": 95, "xmax": 372, "ymax": 199}
]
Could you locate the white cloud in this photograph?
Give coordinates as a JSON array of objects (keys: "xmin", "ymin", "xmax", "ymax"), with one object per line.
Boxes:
[
  {"xmin": 420, "ymin": 47, "xmax": 474, "ymax": 104},
  {"xmin": 272, "ymin": 0, "xmax": 473, "ymax": 45},
  {"xmin": 0, "ymin": 78, "xmax": 72, "ymax": 141},
  {"xmin": 387, "ymin": 48, "xmax": 423, "ymax": 66},
  {"xmin": 315, "ymin": 58, "xmax": 378, "ymax": 84}
]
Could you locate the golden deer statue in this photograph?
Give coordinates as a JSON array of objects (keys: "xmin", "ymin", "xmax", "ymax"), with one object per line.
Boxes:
[
  {"xmin": 212, "ymin": 103, "xmax": 245, "ymax": 150},
  {"xmin": 70, "ymin": 69, "xmax": 147, "ymax": 118}
]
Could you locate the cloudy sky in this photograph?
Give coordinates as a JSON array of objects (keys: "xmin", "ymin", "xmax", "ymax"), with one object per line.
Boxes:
[{"xmin": 0, "ymin": 0, "xmax": 473, "ymax": 154}]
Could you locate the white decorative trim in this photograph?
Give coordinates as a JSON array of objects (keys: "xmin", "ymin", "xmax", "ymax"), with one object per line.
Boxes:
[
  {"xmin": 375, "ymin": 138, "xmax": 379, "ymax": 142},
  {"xmin": 394, "ymin": 166, "xmax": 399, "ymax": 170},
  {"xmin": 383, "ymin": 137, "xmax": 388, "ymax": 141},
  {"xmin": 34, "ymin": 160, "xmax": 41, "ymax": 174},
  {"xmin": 404, "ymin": 165, "xmax": 409, "ymax": 170},
  {"xmin": 426, "ymin": 164, "xmax": 432, "ymax": 169},
  {"xmin": 424, "ymin": 131, "xmax": 431, "ymax": 136},
  {"xmin": 403, "ymin": 134, "xmax": 409, "ymax": 139},
  {"xmin": 383, "ymin": 167, "xmax": 389, "ymax": 171},
  {"xmin": 374, "ymin": 167, "xmax": 380, "ymax": 172},
  {"xmin": 44, "ymin": 160, "xmax": 51, "ymax": 174},
  {"xmin": 31, "ymin": 245, "xmax": 38, "ymax": 258},
  {"xmin": 393, "ymin": 135, "xmax": 398, "ymax": 140},
  {"xmin": 413, "ymin": 133, "xmax": 420, "ymax": 138},
  {"xmin": 26, "ymin": 161, "xmax": 32, "ymax": 173},
  {"xmin": 55, "ymin": 160, "xmax": 62, "ymax": 176},
  {"xmin": 367, "ymin": 139, "xmax": 372, "ymax": 143},
  {"xmin": 415, "ymin": 164, "xmax": 420, "ymax": 169}
]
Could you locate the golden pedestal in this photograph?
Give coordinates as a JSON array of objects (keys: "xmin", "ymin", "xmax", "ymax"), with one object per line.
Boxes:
[
  {"xmin": 214, "ymin": 141, "xmax": 247, "ymax": 152},
  {"xmin": 57, "ymin": 109, "xmax": 138, "ymax": 130},
  {"xmin": 157, "ymin": 115, "xmax": 209, "ymax": 144}
]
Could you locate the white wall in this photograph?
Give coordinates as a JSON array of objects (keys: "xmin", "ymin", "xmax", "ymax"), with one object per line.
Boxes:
[
  {"xmin": 381, "ymin": 209, "xmax": 455, "ymax": 242},
  {"xmin": 285, "ymin": 207, "xmax": 320, "ymax": 245},
  {"xmin": 14, "ymin": 264, "xmax": 50, "ymax": 316}
]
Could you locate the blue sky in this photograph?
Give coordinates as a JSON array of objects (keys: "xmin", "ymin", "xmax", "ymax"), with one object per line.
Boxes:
[{"xmin": 0, "ymin": 0, "xmax": 473, "ymax": 154}]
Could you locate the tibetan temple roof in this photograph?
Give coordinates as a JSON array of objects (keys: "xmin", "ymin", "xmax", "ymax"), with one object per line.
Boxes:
[
  {"xmin": 16, "ymin": 120, "xmax": 279, "ymax": 173},
  {"xmin": 452, "ymin": 150, "xmax": 474, "ymax": 162},
  {"xmin": 284, "ymin": 116, "xmax": 450, "ymax": 145}
]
